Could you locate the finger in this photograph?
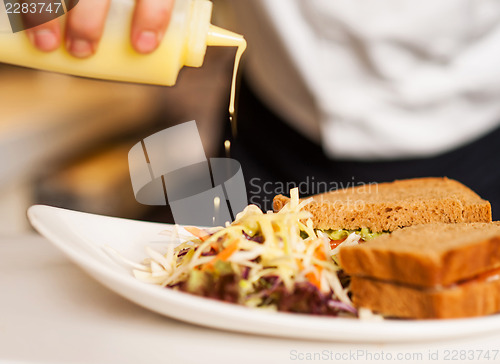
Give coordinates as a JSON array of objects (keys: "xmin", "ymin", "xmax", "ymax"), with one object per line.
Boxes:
[
  {"xmin": 131, "ymin": 0, "xmax": 174, "ymax": 54},
  {"xmin": 26, "ymin": 19, "xmax": 61, "ymax": 52},
  {"xmin": 65, "ymin": 0, "xmax": 111, "ymax": 58}
]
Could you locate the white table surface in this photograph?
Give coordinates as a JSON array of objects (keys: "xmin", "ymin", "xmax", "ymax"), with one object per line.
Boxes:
[{"xmin": 2, "ymin": 234, "xmax": 500, "ymax": 364}]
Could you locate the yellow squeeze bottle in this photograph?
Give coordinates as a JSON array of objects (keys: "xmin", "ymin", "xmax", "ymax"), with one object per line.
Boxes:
[{"xmin": 0, "ymin": 0, "xmax": 246, "ymax": 92}]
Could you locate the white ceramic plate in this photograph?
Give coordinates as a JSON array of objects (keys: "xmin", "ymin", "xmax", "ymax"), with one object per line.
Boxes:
[{"xmin": 28, "ymin": 205, "xmax": 500, "ymax": 343}]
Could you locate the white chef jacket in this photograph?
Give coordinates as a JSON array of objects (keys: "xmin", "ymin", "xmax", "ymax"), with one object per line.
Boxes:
[{"xmin": 227, "ymin": 0, "xmax": 500, "ymax": 160}]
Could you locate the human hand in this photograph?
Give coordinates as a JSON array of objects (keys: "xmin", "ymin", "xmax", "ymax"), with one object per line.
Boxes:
[{"xmin": 26, "ymin": 0, "xmax": 175, "ymax": 58}]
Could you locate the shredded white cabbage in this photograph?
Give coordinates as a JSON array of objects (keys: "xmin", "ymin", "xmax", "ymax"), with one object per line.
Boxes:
[
  {"xmin": 108, "ymin": 187, "xmax": 359, "ymax": 315},
  {"xmin": 358, "ymin": 308, "xmax": 384, "ymax": 321},
  {"xmin": 330, "ymin": 232, "xmax": 361, "ymax": 256}
]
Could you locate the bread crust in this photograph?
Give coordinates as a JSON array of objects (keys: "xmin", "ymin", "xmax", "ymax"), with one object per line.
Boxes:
[
  {"xmin": 273, "ymin": 177, "xmax": 491, "ymax": 232},
  {"xmin": 350, "ymin": 274, "xmax": 500, "ymax": 319},
  {"xmin": 338, "ymin": 222, "xmax": 500, "ymax": 287}
]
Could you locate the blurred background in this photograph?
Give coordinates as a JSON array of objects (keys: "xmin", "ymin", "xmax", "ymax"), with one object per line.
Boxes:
[{"xmin": 0, "ymin": 7, "xmax": 238, "ymax": 234}]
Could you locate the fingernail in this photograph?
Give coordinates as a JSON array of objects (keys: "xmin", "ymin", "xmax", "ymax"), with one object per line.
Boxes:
[
  {"xmin": 136, "ymin": 31, "xmax": 158, "ymax": 53},
  {"xmin": 34, "ymin": 30, "xmax": 58, "ymax": 51},
  {"xmin": 68, "ymin": 39, "xmax": 93, "ymax": 58}
]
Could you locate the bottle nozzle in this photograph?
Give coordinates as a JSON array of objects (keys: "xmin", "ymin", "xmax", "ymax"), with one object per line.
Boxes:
[{"xmin": 206, "ymin": 25, "xmax": 246, "ymax": 48}]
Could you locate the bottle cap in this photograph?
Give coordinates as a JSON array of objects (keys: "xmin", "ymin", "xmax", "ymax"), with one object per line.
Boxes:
[{"xmin": 206, "ymin": 25, "xmax": 245, "ymax": 48}]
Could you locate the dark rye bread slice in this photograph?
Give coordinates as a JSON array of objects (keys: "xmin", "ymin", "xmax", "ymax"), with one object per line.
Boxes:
[
  {"xmin": 273, "ymin": 178, "xmax": 491, "ymax": 232},
  {"xmin": 338, "ymin": 222, "xmax": 500, "ymax": 288},
  {"xmin": 349, "ymin": 272, "xmax": 500, "ymax": 319}
]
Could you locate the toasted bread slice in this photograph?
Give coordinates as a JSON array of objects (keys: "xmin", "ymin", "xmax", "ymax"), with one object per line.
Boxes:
[
  {"xmin": 273, "ymin": 177, "xmax": 491, "ymax": 232},
  {"xmin": 338, "ymin": 222, "xmax": 500, "ymax": 287},
  {"xmin": 350, "ymin": 271, "xmax": 500, "ymax": 319}
]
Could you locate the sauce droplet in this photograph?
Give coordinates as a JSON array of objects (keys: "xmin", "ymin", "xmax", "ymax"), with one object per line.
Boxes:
[{"xmin": 213, "ymin": 196, "xmax": 221, "ymax": 225}]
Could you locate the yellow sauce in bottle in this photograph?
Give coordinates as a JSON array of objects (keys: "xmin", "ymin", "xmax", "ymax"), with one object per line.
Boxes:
[
  {"xmin": 0, "ymin": 0, "xmax": 246, "ymax": 144},
  {"xmin": 0, "ymin": 0, "xmax": 246, "ymax": 90}
]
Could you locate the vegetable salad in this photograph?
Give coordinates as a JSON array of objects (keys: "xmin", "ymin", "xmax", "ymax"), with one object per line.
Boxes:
[{"xmin": 129, "ymin": 188, "xmax": 366, "ymax": 316}]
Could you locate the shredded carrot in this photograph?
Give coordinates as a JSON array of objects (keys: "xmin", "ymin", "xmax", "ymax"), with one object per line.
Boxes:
[
  {"xmin": 314, "ymin": 249, "xmax": 327, "ymax": 261},
  {"xmin": 185, "ymin": 226, "xmax": 211, "ymax": 242},
  {"xmin": 306, "ymin": 249, "xmax": 326, "ymax": 290},
  {"xmin": 216, "ymin": 240, "xmax": 239, "ymax": 261},
  {"xmin": 296, "ymin": 259, "xmax": 304, "ymax": 270},
  {"xmin": 202, "ymin": 240, "xmax": 239, "ymax": 271},
  {"xmin": 329, "ymin": 238, "xmax": 346, "ymax": 250},
  {"xmin": 306, "ymin": 271, "xmax": 321, "ymax": 290}
]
